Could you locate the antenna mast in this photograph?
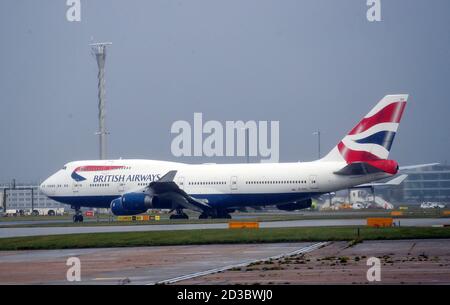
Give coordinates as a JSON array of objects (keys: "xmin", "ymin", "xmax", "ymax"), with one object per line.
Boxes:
[{"xmin": 90, "ymin": 42, "xmax": 112, "ymax": 160}]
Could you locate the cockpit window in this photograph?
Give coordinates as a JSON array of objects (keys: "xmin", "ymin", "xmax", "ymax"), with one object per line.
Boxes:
[{"xmin": 62, "ymin": 166, "xmax": 67, "ymax": 170}]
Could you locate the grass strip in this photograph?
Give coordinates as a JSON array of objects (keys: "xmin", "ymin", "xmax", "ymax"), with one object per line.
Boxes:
[{"xmin": 1, "ymin": 226, "xmax": 449, "ymax": 251}]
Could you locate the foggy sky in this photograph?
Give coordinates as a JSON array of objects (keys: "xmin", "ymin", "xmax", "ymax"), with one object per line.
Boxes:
[{"xmin": 0, "ymin": 0, "xmax": 449, "ymax": 183}]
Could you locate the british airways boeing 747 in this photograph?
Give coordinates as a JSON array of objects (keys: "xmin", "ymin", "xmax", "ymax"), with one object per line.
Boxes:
[{"xmin": 40, "ymin": 94, "xmax": 408, "ymax": 222}]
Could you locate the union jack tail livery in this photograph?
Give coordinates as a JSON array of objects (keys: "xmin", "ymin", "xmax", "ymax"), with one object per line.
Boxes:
[{"xmin": 322, "ymin": 94, "xmax": 408, "ymax": 174}]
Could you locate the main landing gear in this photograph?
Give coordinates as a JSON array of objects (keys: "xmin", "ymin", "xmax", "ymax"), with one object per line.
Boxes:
[
  {"xmin": 72, "ymin": 206, "xmax": 84, "ymax": 223},
  {"xmin": 169, "ymin": 208, "xmax": 189, "ymax": 220},
  {"xmin": 169, "ymin": 208, "xmax": 232, "ymax": 220}
]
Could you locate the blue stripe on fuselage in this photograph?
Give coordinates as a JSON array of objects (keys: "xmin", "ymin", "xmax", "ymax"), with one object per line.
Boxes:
[{"xmin": 49, "ymin": 192, "xmax": 320, "ymax": 209}]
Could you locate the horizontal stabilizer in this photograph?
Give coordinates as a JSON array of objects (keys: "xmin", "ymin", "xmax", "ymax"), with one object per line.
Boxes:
[
  {"xmin": 354, "ymin": 174, "xmax": 408, "ymax": 188},
  {"xmin": 382, "ymin": 174, "xmax": 408, "ymax": 185},
  {"xmin": 399, "ymin": 163, "xmax": 439, "ymax": 171},
  {"xmin": 334, "ymin": 162, "xmax": 385, "ymax": 176}
]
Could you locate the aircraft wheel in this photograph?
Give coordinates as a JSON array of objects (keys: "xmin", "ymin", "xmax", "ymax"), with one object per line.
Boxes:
[
  {"xmin": 213, "ymin": 210, "xmax": 232, "ymax": 219},
  {"xmin": 170, "ymin": 213, "xmax": 189, "ymax": 220},
  {"xmin": 73, "ymin": 214, "xmax": 84, "ymax": 223}
]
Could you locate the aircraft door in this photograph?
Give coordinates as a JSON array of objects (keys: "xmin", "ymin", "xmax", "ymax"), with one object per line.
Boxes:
[
  {"xmin": 309, "ymin": 175, "xmax": 319, "ymax": 189},
  {"xmin": 117, "ymin": 182, "xmax": 125, "ymax": 194},
  {"xmin": 72, "ymin": 182, "xmax": 82, "ymax": 194},
  {"xmin": 177, "ymin": 176, "xmax": 185, "ymax": 190},
  {"xmin": 230, "ymin": 176, "xmax": 238, "ymax": 192}
]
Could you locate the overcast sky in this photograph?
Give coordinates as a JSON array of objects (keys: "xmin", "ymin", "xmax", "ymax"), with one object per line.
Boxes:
[{"xmin": 0, "ymin": 0, "xmax": 449, "ymax": 183}]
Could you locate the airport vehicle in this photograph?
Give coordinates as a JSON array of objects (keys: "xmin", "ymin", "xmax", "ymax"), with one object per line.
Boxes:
[
  {"xmin": 5, "ymin": 209, "xmax": 24, "ymax": 217},
  {"xmin": 420, "ymin": 202, "xmax": 446, "ymax": 209},
  {"xmin": 40, "ymin": 95, "xmax": 408, "ymax": 221},
  {"xmin": 2, "ymin": 208, "xmax": 64, "ymax": 217},
  {"xmin": 27, "ymin": 208, "xmax": 65, "ymax": 216}
]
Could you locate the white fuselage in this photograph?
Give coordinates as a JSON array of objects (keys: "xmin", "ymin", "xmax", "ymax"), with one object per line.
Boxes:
[{"xmin": 40, "ymin": 159, "xmax": 389, "ymax": 210}]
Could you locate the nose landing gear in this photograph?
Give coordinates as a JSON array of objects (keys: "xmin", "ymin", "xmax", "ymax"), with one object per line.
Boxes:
[{"xmin": 72, "ymin": 206, "xmax": 84, "ymax": 223}]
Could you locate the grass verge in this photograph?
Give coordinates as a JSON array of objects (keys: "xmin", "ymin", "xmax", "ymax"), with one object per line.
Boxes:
[
  {"xmin": 1, "ymin": 226, "xmax": 449, "ymax": 251},
  {"xmin": 2, "ymin": 210, "xmax": 449, "ymax": 228}
]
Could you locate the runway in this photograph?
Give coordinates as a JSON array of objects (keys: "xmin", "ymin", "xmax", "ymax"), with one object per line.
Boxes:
[{"xmin": 1, "ymin": 218, "xmax": 449, "ymax": 238}]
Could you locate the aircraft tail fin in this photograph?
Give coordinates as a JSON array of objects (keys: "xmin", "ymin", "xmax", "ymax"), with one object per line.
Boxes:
[{"xmin": 321, "ymin": 94, "xmax": 408, "ymax": 165}]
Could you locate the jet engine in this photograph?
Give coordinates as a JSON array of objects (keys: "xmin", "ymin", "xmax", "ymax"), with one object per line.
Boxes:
[{"xmin": 110, "ymin": 192, "xmax": 159, "ymax": 216}]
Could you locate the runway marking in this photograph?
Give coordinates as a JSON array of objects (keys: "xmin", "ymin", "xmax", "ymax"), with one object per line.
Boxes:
[
  {"xmin": 148, "ymin": 241, "xmax": 328, "ymax": 285},
  {"xmin": 93, "ymin": 277, "xmax": 128, "ymax": 281}
]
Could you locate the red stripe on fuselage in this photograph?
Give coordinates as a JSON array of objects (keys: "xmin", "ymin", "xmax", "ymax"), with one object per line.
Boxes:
[
  {"xmin": 348, "ymin": 101, "xmax": 406, "ymax": 135},
  {"xmin": 74, "ymin": 165, "xmax": 125, "ymax": 172}
]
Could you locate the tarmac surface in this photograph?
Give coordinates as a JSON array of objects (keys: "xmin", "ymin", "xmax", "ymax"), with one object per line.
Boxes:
[
  {"xmin": 2, "ymin": 239, "xmax": 449, "ymax": 284},
  {"xmin": 1, "ymin": 218, "xmax": 450, "ymax": 238},
  {"xmin": 0, "ymin": 242, "xmax": 317, "ymax": 285}
]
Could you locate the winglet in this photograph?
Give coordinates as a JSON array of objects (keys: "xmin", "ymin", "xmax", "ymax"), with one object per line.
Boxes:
[{"xmin": 157, "ymin": 170, "xmax": 177, "ymax": 182}]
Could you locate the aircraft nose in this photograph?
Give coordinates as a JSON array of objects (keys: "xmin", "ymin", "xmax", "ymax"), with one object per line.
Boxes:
[{"xmin": 39, "ymin": 179, "xmax": 47, "ymax": 195}]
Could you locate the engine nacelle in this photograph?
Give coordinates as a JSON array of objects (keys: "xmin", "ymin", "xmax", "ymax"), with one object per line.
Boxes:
[
  {"xmin": 276, "ymin": 199, "xmax": 312, "ymax": 211},
  {"xmin": 110, "ymin": 198, "xmax": 146, "ymax": 216},
  {"xmin": 121, "ymin": 192, "xmax": 156, "ymax": 210},
  {"xmin": 110, "ymin": 193, "xmax": 159, "ymax": 216}
]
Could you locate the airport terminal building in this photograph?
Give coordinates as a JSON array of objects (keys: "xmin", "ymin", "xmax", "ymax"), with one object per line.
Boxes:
[
  {"xmin": 401, "ymin": 164, "xmax": 450, "ymax": 203},
  {"xmin": 0, "ymin": 183, "xmax": 66, "ymax": 212},
  {"xmin": 377, "ymin": 164, "xmax": 450, "ymax": 204}
]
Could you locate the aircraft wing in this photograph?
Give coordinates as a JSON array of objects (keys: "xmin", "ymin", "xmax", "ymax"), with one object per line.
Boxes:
[{"xmin": 148, "ymin": 170, "xmax": 213, "ymax": 213}]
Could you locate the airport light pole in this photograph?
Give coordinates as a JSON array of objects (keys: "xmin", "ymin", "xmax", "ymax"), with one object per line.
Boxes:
[
  {"xmin": 90, "ymin": 42, "xmax": 112, "ymax": 160},
  {"xmin": 312, "ymin": 130, "xmax": 321, "ymax": 159}
]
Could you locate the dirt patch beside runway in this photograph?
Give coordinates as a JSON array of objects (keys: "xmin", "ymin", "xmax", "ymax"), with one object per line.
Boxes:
[{"xmin": 179, "ymin": 239, "xmax": 450, "ymax": 284}]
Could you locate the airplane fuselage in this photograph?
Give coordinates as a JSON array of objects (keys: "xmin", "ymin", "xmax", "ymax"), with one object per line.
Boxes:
[{"xmin": 40, "ymin": 159, "xmax": 389, "ymax": 210}]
